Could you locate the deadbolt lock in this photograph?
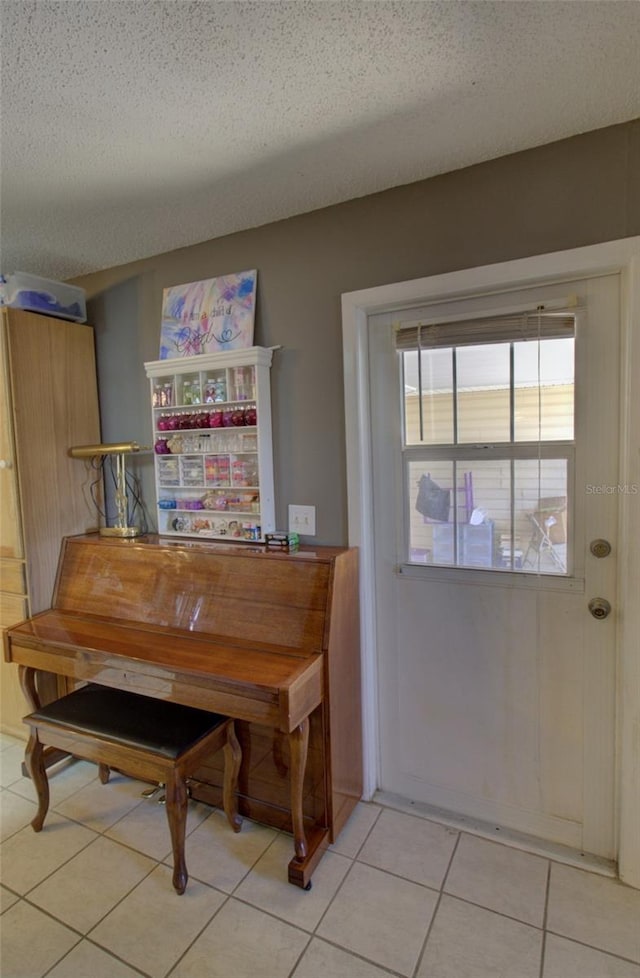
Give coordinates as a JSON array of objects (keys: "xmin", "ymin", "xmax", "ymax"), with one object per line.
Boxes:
[
  {"xmin": 590, "ymin": 539, "xmax": 612, "ymax": 559},
  {"xmin": 588, "ymin": 597, "xmax": 611, "ymax": 620}
]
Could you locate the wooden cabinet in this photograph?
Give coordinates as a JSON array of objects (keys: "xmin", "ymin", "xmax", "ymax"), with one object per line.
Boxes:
[
  {"xmin": 144, "ymin": 348, "xmax": 275, "ymax": 541},
  {"xmin": 0, "ymin": 308, "xmax": 101, "ymax": 737}
]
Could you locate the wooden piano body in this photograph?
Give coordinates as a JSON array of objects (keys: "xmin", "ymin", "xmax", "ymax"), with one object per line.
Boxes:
[{"xmin": 3, "ymin": 533, "xmax": 362, "ymax": 887}]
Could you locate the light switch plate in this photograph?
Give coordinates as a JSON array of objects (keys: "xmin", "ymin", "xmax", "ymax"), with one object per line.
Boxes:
[{"xmin": 288, "ymin": 504, "xmax": 316, "ymax": 536}]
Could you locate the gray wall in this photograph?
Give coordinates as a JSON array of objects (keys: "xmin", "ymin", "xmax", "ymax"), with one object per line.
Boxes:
[{"xmin": 76, "ymin": 119, "xmax": 640, "ymax": 545}]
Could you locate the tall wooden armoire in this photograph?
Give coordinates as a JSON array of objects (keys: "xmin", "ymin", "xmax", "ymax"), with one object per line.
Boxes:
[{"xmin": 0, "ymin": 308, "xmax": 101, "ymax": 737}]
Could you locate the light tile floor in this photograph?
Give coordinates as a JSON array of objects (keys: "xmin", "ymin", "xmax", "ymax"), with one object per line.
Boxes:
[{"xmin": 1, "ymin": 732, "xmax": 639, "ymax": 978}]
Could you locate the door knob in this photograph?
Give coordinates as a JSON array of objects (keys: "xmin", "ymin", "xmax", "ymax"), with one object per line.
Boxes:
[
  {"xmin": 588, "ymin": 597, "xmax": 611, "ymax": 620},
  {"xmin": 590, "ymin": 539, "xmax": 612, "ymax": 558}
]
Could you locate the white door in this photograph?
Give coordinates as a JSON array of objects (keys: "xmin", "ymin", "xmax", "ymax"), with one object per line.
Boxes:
[{"xmin": 368, "ymin": 273, "xmax": 620, "ymax": 858}]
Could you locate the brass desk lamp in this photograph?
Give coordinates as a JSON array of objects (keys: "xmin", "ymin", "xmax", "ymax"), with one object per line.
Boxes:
[{"xmin": 69, "ymin": 442, "xmax": 147, "ymax": 538}]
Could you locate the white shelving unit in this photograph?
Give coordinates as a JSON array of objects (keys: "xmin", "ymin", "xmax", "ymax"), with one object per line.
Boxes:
[{"xmin": 144, "ymin": 347, "xmax": 275, "ymax": 541}]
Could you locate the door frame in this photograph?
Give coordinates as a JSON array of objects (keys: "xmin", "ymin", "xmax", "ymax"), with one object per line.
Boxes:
[{"xmin": 342, "ymin": 236, "xmax": 640, "ymax": 887}]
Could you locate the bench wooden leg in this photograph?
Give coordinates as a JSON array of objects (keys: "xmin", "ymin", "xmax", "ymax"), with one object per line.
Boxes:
[
  {"xmin": 24, "ymin": 731, "xmax": 49, "ymax": 832},
  {"xmin": 98, "ymin": 764, "xmax": 111, "ymax": 784},
  {"xmin": 223, "ymin": 721, "xmax": 243, "ymax": 833},
  {"xmin": 165, "ymin": 772, "xmax": 189, "ymax": 894}
]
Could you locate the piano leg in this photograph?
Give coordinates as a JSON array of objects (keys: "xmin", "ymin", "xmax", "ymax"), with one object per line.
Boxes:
[
  {"xmin": 18, "ymin": 665, "xmax": 39, "ymax": 711},
  {"xmin": 289, "ymin": 717, "xmax": 310, "ymax": 860},
  {"xmin": 287, "ymin": 715, "xmax": 332, "ymax": 889},
  {"xmin": 165, "ymin": 772, "xmax": 189, "ymax": 894},
  {"xmin": 222, "ymin": 720, "xmax": 243, "ymax": 833},
  {"xmin": 272, "ymin": 730, "xmax": 289, "ymax": 777}
]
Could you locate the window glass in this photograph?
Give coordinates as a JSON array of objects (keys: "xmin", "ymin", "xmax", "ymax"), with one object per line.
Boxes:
[
  {"xmin": 410, "ymin": 460, "xmax": 453, "ymax": 562},
  {"xmin": 514, "ymin": 338, "xmax": 574, "ymax": 441},
  {"xmin": 410, "ymin": 459, "xmax": 507, "ymax": 568},
  {"xmin": 401, "ymin": 327, "xmax": 574, "ymax": 575},
  {"xmin": 514, "ymin": 459, "xmax": 568, "ymax": 573},
  {"xmin": 456, "ymin": 344, "xmax": 511, "ymax": 443},
  {"xmin": 403, "ymin": 349, "xmax": 453, "ymax": 445},
  {"xmin": 408, "ymin": 457, "xmax": 568, "ymax": 573}
]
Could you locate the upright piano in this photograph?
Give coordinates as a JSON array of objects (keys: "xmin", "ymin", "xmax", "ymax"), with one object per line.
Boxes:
[{"xmin": 3, "ymin": 533, "xmax": 362, "ymax": 887}]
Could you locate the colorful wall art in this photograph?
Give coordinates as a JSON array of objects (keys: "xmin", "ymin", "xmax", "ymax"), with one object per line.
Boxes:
[{"xmin": 160, "ymin": 270, "xmax": 257, "ymax": 359}]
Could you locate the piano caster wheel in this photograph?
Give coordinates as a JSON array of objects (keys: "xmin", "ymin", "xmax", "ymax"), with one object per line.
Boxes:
[{"xmin": 304, "ymin": 881, "xmax": 312, "ymax": 891}]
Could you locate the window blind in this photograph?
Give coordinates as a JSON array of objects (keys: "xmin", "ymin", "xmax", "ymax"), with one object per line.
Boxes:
[{"xmin": 395, "ymin": 312, "xmax": 576, "ymax": 351}]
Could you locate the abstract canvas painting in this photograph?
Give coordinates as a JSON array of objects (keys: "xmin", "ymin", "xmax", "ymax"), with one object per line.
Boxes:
[{"xmin": 160, "ymin": 270, "xmax": 257, "ymax": 359}]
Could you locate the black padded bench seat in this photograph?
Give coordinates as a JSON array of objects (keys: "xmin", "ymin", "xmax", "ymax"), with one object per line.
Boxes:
[
  {"xmin": 27, "ymin": 683, "xmax": 230, "ymax": 759},
  {"xmin": 23, "ymin": 684, "xmax": 242, "ymax": 894}
]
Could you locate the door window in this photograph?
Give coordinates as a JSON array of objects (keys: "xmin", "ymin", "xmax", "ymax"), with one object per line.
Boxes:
[{"xmin": 399, "ymin": 312, "xmax": 575, "ymax": 574}]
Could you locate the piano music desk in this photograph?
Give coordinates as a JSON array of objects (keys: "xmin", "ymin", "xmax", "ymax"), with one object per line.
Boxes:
[{"xmin": 3, "ymin": 534, "xmax": 362, "ymax": 888}]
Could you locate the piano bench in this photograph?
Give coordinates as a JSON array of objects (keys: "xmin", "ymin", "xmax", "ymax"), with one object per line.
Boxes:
[{"xmin": 22, "ymin": 683, "xmax": 243, "ymax": 894}]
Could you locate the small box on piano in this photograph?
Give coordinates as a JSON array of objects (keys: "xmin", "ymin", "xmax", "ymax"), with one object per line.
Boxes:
[{"xmin": 264, "ymin": 531, "xmax": 299, "ymax": 552}]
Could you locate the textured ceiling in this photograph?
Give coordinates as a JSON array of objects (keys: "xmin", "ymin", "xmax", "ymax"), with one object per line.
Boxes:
[{"xmin": 1, "ymin": 0, "xmax": 639, "ymax": 281}]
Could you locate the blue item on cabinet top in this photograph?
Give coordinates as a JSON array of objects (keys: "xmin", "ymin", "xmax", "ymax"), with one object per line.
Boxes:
[{"xmin": 0, "ymin": 272, "xmax": 87, "ymax": 323}]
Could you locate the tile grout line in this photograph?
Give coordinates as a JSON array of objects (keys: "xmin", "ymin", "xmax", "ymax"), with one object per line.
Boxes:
[
  {"xmin": 538, "ymin": 858, "xmax": 552, "ymax": 978},
  {"xmin": 5, "ymin": 771, "xmax": 220, "ymax": 890},
  {"xmin": 37, "ymin": 933, "xmax": 85, "ymax": 978},
  {"xmin": 309, "ymin": 803, "xmax": 384, "ymax": 937},
  {"xmin": 544, "ymin": 929, "xmax": 640, "ymax": 968},
  {"xmin": 164, "ymin": 891, "xmax": 234, "ymax": 978},
  {"xmin": 188, "ymin": 816, "xmax": 282, "ymax": 892},
  {"xmin": 412, "ymin": 828, "xmax": 462, "ymax": 978},
  {"xmin": 17, "ymin": 855, "xmax": 159, "ymax": 938},
  {"xmin": 428, "ymin": 889, "xmax": 545, "ymax": 933},
  {"xmin": 282, "ymin": 806, "xmax": 392, "ymax": 977},
  {"xmin": 5, "ymin": 776, "xmax": 640, "ymax": 975},
  {"xmin": 351, "ymin": 832, "xmax": 547, "ymax": 934},
  {"xmin": 3, "ymin": 776, "xmax": 248, "ymax": 975},
  {"xmin": 7, "ymin": 832, "xmax": 100, "ymax": 901},
  {"xmin": 301, "ymin": 934, "xmax": 406, "ymax": 978},
  {"xmin": 7, "ymin": 756, "xmax": 106, "ymax": 805},
  {"xmin": 355, "ymin": 856, "xmax": 450, "ymax": 895},
  {"xmin": 2, "ymin": 790, "xmax": 169, "ymax": 905},
  {"xmin": 166, "ymin": 828, "xmax": 292, "ymax": 977},
  {"xmin": 3, "ymin": 770, "xmax": 149, "ymax": 843},
  {"xmin": 223, "ymin": 816, "xmax": 552, "ymax": 975},
  {"xmin": 375, "ymin": 793, "xmax": 617, "ymax": 880},
  {"xmin": 284, "ymin": 933, "xmax": 314, "ymax": 978},
  {"xmin": 84, "ymin": 816, "xmax": 285, "ymax": 976},
  {"xmin": 8, "ymin": 894, "xmax": 155, "ymax": 978},
  {"xmin": 43, "ymin": 933, "xmax": 153, "ymax": 978}
]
